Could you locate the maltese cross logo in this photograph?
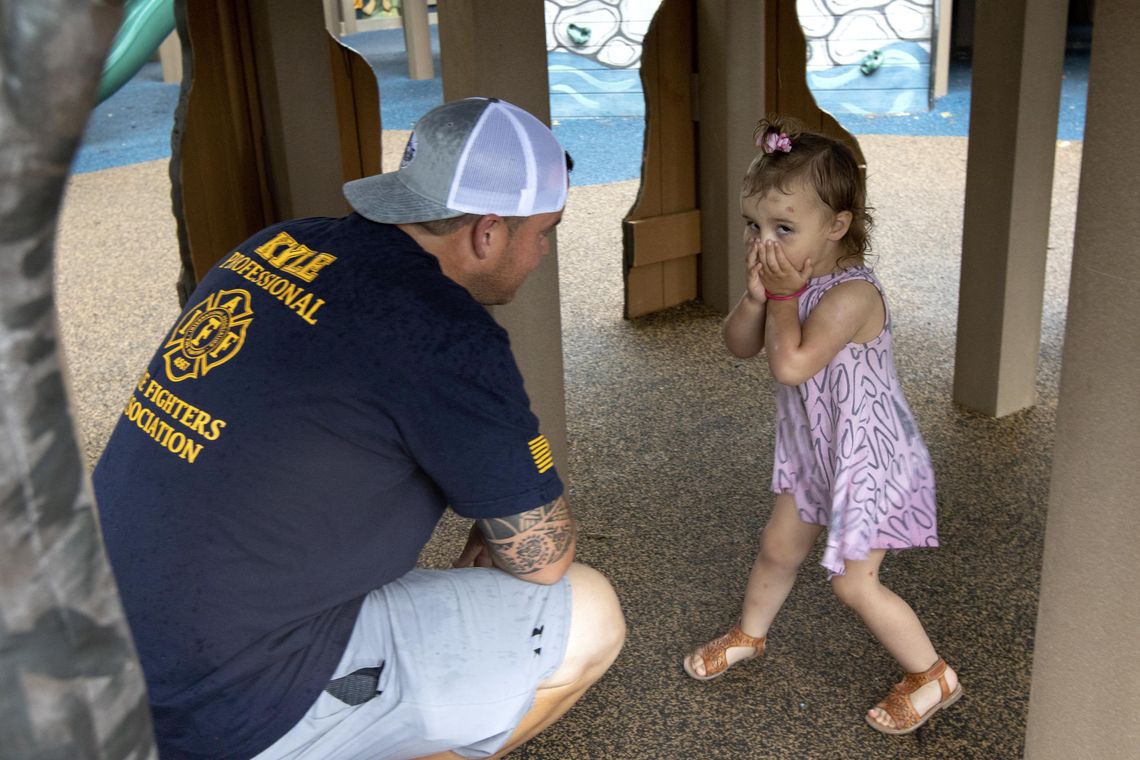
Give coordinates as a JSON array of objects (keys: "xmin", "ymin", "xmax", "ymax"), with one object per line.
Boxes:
[{"xmin": 163, "ymin": 289, "xmax": 254, "ymax": 382}]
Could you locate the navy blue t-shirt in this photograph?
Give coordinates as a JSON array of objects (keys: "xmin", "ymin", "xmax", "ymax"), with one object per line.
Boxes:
[{"xmin": 93, "ymin": 214, "xmax": 563, "ymax": 759}]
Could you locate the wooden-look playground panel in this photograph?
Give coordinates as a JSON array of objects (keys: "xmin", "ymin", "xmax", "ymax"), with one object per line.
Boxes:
[
  {"xmin": 173, "ymin": 0, "xmax": 379, "ymax": 299},
  {"xmin": 622, "ymin": 0, "xmax": 699, "ymax": 319},
  {"xmin": 173, "ymin": 1, "xmax": 275, "ymax": 295},
  {"xmin": 627, "ymin": 210, "xmax": 701, "ymax": 267},
  {"xmin": 766, "ymin": 0, "xmax": 865, "ymax": 166},
  {"xmin": 329, "ymin": 36, "xmax": 383, "ymax": 178}
]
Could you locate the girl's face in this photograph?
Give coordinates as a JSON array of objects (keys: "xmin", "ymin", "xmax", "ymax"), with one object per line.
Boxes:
[{"xmin": 740, "ymin": 177, "xmax": 849, "ymax": 273}]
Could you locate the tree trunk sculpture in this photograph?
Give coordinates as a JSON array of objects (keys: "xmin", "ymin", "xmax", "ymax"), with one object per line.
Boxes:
[{"xmin": 0, "ymin": 0, "xmax": 157, "ymax": 755}]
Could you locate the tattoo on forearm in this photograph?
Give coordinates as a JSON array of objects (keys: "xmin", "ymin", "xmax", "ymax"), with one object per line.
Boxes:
[{"xmin": 477, "ymin": 497, "xmax": 575, "ymax": 576}]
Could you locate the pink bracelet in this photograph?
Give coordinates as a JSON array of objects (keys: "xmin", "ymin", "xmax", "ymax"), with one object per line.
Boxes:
[{"xmin": 764, "ymin": 283, "xmax": 808, "ymax": 301}]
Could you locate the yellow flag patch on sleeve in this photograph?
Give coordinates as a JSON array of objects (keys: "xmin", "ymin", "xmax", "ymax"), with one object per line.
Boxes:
[{"xmin": 528, "ymin": 435, "xmax": 554, "ymax": 474}]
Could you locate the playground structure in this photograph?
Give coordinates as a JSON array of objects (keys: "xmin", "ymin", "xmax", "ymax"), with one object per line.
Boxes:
[
  {"xmin": 3, "ymin": 0, "xmax": 1139, "ymax": 757},
  {"xmin": 96, "ymin": 0, "xmax": 174, "ymax": 102}
]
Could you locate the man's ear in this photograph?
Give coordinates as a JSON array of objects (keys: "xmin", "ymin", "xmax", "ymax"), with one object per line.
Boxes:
[
  {"xmin": 829, "ymin": 210, "xmax": 853, "ymax": 241},
  {"xmin": 471, "ymin": 214, "xmax": 506, "ymax": 260}
]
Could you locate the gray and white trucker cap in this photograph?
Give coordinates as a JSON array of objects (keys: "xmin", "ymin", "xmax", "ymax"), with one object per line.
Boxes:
[{"xmin": 343, "ymin": 97, "xmax": 568, "ymax": 224}]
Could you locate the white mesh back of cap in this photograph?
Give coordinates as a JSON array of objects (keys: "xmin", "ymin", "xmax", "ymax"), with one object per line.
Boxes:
[{"xmin": 447, "ymin": 103, "xmax": 566, "ymax": 216}]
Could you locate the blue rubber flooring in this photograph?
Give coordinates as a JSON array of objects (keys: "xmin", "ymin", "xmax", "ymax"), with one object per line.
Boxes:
[{"xmin": 73, "ymin": 28, "xmax": 1089, "ymax": 185}]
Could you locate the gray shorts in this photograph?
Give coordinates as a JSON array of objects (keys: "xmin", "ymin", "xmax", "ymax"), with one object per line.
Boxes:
[{"xmin": 253, "ymin": 567, "xmax": 572, "ymax": 760}]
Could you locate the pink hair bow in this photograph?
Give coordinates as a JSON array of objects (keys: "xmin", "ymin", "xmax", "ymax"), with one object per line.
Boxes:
[{"xmin": 760, "ymin": 131, "xmax": 792, "ymax": 154}]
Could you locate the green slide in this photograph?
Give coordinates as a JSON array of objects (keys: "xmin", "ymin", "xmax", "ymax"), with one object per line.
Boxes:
[{"xmin": 96, "ymin": 0, "xmax": 176, "ymax": 103}]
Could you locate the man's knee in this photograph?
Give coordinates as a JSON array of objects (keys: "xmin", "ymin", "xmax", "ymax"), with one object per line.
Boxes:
[{"xmin": 544, "ymin": 562, "xmax": 625, "ymax": 688}]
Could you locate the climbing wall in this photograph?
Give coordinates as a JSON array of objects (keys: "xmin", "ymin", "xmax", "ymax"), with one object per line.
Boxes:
[
  {"xmin": 545, "ymin": 0, "xmax": 661, "ymax": 120},
  {"xmin": 799, "ymin": 0, "xmax": 936, "ymax": 115}
]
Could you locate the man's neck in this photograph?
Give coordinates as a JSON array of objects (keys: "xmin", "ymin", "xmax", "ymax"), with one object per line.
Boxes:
[{"xmin": 398, "ymin": 222, "xmax": 467, "ymax": 289}]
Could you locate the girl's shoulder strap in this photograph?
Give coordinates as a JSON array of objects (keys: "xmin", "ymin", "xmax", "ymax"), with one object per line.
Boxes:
[
  {"xmin": 817, "ymin": 265, "xmax": 891, "ymax": 328},
  {"xmin": 835, "ymin": 264, "xmax": 879, "ymax": 286},
  {"xmin": 812, "ymin": 265, "xmax": 882, "ymax": 297}
]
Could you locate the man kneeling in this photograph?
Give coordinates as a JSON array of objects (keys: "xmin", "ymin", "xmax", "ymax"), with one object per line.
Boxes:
[{"xmin": 93, "ymin": 97, "xmax": 625, "ymax": 760}]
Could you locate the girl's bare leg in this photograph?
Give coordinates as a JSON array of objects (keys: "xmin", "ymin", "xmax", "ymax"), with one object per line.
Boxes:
[
  {"xmin": 831, "ymin": 551, "xmax": 959, "ymax": 728},
  {"xmin": 685, "ymin": 493, "xmax": 822, "ymax": 677}
]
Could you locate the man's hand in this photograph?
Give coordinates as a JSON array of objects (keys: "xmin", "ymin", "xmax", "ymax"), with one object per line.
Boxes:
[
  {"xmin": 466, "ymin": 496, "xmax": 576, "ymax": 585},
  {"xmin": 453, "ymin": 523, "xmax": 496, "ymax": 569}
]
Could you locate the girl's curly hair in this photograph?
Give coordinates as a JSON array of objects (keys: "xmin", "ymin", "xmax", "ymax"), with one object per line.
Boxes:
[{"xmin": 744, "ymin": 116, "xmax": 873, "ymax": 263}]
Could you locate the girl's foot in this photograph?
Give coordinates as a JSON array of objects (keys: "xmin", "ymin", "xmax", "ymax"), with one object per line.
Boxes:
[
  {"xmin": 867, "ymin": 659, "xmax": 963, "ymax": 734},
  {"xmin": 683, "ymin": 625, "xmax": 766, "ymax": 681}
]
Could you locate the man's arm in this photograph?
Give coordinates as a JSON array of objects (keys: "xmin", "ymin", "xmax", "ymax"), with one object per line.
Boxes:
[{"xmin": 471, "ymin": 496, "xmax": 577, "ymax": 585}]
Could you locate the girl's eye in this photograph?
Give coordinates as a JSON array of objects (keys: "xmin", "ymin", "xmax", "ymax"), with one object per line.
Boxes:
[
  {"xmin": 777, "ymin": 225, "xmax": 792, "ymax": 235},
  {"xmin": 746, "ymin": 221, "xmax": 760, "ymax": 233}
]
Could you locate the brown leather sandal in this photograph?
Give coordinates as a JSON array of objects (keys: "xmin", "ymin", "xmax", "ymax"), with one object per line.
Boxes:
[
  {"xmin": 866, "ymin": 658, "xmax": 964, "ymax": 735},
  {"xmin": 683, "ymin": 625, "xmax": 766, "ymax": 681}
]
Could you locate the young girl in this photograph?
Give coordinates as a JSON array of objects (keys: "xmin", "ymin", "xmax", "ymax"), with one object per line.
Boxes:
[{"xmin": 682, "ymin": 117, "xmax": 962, "ymax": 735}]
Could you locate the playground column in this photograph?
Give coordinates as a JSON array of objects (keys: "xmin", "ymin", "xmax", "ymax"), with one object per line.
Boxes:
[
  {"xmin": 159, "ymin": 33, "xmax": 182, "ymax": 84},
  {"xmin": 952, "ymin": 0, "xmax": 1068, "ymax": 416},
  {"xmin": 436, "ymin": 0, "xmax": 569, "ymax": 474},
  {"xmin": 1023, "ymin": 1, "xmax": 1140, "ymax": 755},
  {"xmin": 402, "ymin": 0, "xmax": 434, "ymax": 80},
  {"xmin": 695, "ymin": 0, "xmax": 767, "ymax": 314},
  {"xmin": 0, "ymin": 0, "xmax": 156, "ymax": 754}
]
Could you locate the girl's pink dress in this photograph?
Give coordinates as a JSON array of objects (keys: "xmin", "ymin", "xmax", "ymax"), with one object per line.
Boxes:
[{"xmin": 772, "ymin": 266, "xmax": 938, "ymax": 576}]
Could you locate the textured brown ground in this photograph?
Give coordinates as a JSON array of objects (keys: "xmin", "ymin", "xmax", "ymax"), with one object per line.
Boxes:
[{"xmin": 57, "ymin": 134, "xmax": 1082, "ymax": 759}]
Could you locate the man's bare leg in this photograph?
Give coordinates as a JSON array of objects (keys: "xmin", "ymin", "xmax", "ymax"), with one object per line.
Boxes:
[{"xmin": 415, "ymin": 563, "xmax": 625, "ymax": 760}]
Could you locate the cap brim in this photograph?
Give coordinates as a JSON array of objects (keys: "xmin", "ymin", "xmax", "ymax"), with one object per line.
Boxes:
[{"xmin": 343, "ymin": 172, "xmax": 465, "ymax": 224}]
